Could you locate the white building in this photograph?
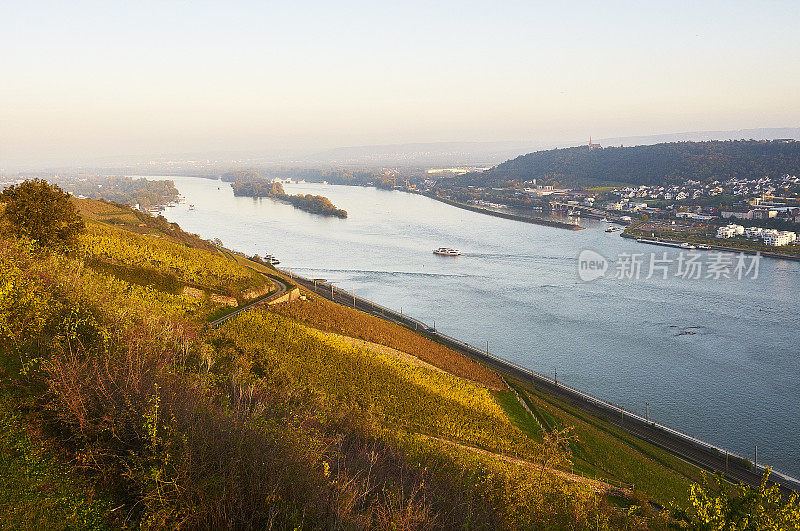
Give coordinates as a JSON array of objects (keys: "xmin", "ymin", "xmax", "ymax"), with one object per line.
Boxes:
[
  {"xmin": 721, "ymin": 210, "xmax": 753, "ymax": 220},
  {"xmin": 761, "ymin": 230, "xmax": 797, "ymax": 246},
  {"xmin": 716, "ymin": 224, "xmax": 745, "ymax": 238}
]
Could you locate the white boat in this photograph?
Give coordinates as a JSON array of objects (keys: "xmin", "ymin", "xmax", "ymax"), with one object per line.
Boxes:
[
  {"xmin": 679, "ymin": 242, "xmax": 696, "ymax": 250},
  {"xmin": 433, "ymin": 247, "xmax": 462, "ymax": 256}
]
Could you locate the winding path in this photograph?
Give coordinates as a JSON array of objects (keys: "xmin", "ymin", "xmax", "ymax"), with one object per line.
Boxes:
[{"xmin": 209, "ymin": 276, "xmax": 289, "ymax": 327}]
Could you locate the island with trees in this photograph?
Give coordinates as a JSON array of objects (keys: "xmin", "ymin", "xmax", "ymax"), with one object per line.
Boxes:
[{"xmin": 231, "ymin": 177, "xmax": 347, "ymax": 218}]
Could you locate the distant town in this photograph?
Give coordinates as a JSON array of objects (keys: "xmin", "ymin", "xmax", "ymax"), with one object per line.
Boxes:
[
  {"xmin": 3, "ymin": 139, "xmax": 799, "ymax": 254},
  {"xmin": 401, "ymin": 140, "xmax": 800, "ymax": 253}
]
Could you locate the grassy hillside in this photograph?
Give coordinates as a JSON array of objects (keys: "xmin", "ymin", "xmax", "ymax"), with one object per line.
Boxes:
[
  {"xmin": 271, "ymin": 292, "xmax": 504, "ymax": 389},
  {"xmin": 6, "ymin": 194, "xmax": 793, "ymax": 528},
  {"xmin": 0, "ymin": 392, "xmax": 111, "ymax": 529}
]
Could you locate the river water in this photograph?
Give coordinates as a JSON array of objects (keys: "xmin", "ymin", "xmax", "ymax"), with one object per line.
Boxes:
[{"xmin": 153, "ymin": 176, "xmax": 800, "ymax": 477}]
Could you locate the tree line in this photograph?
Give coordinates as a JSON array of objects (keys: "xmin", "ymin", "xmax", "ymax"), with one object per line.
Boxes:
[{"xmin": 455, "ymin": 140, "xmax": 800, "ymax": 188}]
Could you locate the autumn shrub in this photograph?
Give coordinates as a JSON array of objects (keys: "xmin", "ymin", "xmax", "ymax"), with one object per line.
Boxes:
[{"xmin": 0, "ymin": 179, "xmax": 85, "ymax": 250}]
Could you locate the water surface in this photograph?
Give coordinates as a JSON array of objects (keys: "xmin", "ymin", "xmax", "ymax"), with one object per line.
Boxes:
[{"xmin": 154, "ymin": 176, "xmax": 800, "ymax": 477}]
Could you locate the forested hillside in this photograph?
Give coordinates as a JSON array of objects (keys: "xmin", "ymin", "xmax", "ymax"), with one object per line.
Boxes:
[
  {"xmin": 457, "ymin": 140, "xmax": 800, "ymax": 187},
  {"xmin": 58, "ymin": 176, "xmax": 180, "ymax": 210}
]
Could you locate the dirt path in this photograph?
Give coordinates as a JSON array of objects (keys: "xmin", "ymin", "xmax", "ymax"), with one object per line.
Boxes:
[{"xmin": 424, "ymin": 435, "xmax": 631, "ymax": 495}]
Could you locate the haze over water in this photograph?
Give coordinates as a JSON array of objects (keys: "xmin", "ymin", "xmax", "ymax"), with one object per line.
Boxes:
[{"xmin": 156, "ymin": 176, "xmax": 800, "ymax": 478}]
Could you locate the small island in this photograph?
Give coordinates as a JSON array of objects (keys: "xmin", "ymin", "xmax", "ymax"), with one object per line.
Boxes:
[{"xmin": 231, "ymin": 179, "xmax": 347, "ymax": 218}]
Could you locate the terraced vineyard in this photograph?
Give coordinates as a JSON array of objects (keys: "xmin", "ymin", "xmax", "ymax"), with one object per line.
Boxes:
[
  {"xmin": 270, "ymin": 292, "xmax": 505, "ymax": 389},
  {"xmin": 79, "ymin": 221, "xmax": 265, "ymax": 295},
  {"xmin": 215, "ymin": 310, "xmax": 533, "ymax": 458}
]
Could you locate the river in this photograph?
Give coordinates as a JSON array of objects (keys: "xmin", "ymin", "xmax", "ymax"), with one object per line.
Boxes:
[{"xmin": 152, "ymin": 176, "xmax": 800, "ymax": 478}]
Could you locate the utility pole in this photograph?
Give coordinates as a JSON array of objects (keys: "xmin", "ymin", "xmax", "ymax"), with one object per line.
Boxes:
[
  {"xmin": 486, "ymin": 340, "xmax": 489, "ymax": 355},
  {"xmin": 433, "ymin": 319, "xmax": 436, "ymax": 332},
  {"xmin": 328, "ymin": 281, "xmax": 336, "ymax": 300},
  {"xmin": 352, "ymin": 290, "xmax": 356, "ymax": 308},
  {"xmin": 554, "ymin": 367, "xmax": 557, "ymax": 385},
  {"xmin": 620, "ymin": 406, "xmax": 624, "ymax": 423},
  {"xmin": 646, "ymin": 402, "xmax": 649, "ymax": 423},
  {"xmin": 725, "ymin": 450, "xmax": 729, "ymax": 473}
]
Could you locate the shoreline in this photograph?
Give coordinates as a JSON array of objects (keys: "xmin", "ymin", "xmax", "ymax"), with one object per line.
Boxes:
[
  {"xmin": 409, "ymin": 190, "xmax": 584, "ymax": 230},
  {"xmin": 279, "ymin": 267, "xmax": 799, "ymax": 494},
  {"xmin": 621, "ymin": 232, "xmax": 800, "ymax": 261}
]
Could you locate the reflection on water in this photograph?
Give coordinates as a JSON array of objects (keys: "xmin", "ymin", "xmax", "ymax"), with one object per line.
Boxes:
[{"xmin": 154, "ymin": 176, "xmax": 800, "ymax": 478}]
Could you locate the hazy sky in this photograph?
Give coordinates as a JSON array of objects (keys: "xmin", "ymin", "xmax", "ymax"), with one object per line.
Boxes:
[{"xmin": 2, "ymin": 1, "xmax": 799, "ymax": 166}]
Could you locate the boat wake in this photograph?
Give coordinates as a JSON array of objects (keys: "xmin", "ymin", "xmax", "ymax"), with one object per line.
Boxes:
[{"xmin": 293, "ymin": 267, "xmax": 475, "ymax": 279}]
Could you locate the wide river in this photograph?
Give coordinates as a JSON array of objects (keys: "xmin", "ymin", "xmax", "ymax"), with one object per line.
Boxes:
[{"xmin": 154, "ymin": 176, "xmax": 800, "ymax": 478}]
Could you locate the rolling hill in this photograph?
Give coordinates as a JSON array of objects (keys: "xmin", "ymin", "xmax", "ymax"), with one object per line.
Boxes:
[{"xmin": 457, "ymin": 139, "xmax": 800, "ymax": 188}]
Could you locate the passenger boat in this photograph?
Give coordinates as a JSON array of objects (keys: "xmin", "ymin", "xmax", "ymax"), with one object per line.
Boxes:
[{"xmin": 433, "ymin": 247, "xmax": 462, "ymax": 256}]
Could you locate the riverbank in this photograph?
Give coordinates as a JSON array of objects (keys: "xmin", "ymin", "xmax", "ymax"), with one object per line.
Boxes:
[
  {"xmin": 153, "ymin": 176, "xmax": 800, "ymax": 480},
  {"xmin": 281, "ymin": 267, "xmax": 800, "ymax": 494},
  {"xmin": 410, "ymin": 190, "xmax": 584, "ymax": 230},
  {"xmin": 621, "ymin": 232, "xmax": 800, "ymax": 261}
]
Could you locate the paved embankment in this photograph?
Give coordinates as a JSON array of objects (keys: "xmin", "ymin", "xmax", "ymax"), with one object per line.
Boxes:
[
  {"xmin": 410, "ymin": 191, "xmax": 584, "ymax": 230},
  {"xmin": 623, "ymin": 233, "xmax": 800, "ymax": 262},
  {"xmin": 286, "ymin": 270, "xmax": 800, "ymax": 494}
]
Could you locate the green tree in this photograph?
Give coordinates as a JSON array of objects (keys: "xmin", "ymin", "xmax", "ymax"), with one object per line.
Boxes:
[
  {"xmin": 672, "ymin": 469, "xmax": 800, "ymax": 529},
  {"xmin": 0, "ymin": 179, "xmax": 85, "ymax": 249}
]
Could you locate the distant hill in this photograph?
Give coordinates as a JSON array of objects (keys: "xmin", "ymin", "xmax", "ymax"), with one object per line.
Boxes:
[
  {"xmin": 598, "ymin": 127, "xmax": 800, "ymax": 148},
  {"xmin": 456, "ymin": 140, "xmax": 800, "ymax": 187}
]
